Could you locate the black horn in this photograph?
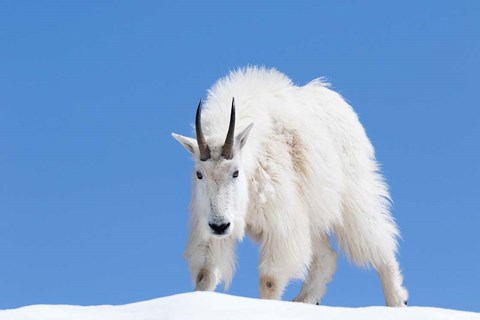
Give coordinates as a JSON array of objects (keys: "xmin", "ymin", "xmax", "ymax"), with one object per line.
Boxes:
[
  {"xmin": 196, "ymin": 99, "xmax": 210, "ymax": 161},
  {"xmin": 222, "ymin": 98, "xmax": 236, "ymax": 159}
]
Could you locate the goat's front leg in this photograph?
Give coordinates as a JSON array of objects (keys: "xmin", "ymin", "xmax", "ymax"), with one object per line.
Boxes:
[
  {"xmin": 259, "ymin": 273, "xmax": 288, "ymax": 300},
  {"xmin": 194, "ymin": 266, "xmax": 217, "ymax": 291},
  {"xmin": 258, "ymin": 239, "xmax": 293, "ymax": 300},
  {"xmin": 186, "ymin": 236, "xmax": 237, "ymax": 292}
]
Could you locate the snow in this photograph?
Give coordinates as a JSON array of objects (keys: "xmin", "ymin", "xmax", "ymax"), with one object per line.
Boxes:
[{"xmin": 0, "ymin": 292, "xmax": 478, "ymax": 320}]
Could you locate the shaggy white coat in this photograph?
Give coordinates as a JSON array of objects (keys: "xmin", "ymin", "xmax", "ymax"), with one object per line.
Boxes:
[{"xmin": 172, "ymin": 66, "xmax": 408, "ymax": 306}]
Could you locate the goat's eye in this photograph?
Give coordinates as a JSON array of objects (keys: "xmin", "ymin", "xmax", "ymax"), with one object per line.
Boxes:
[
  {"xmin": 196, "ymin": 171, "xmax": 203, "ymax": 179},
  {"xmin": 232, "ymin": 170, "xmax": 239, "ymax": 178}
]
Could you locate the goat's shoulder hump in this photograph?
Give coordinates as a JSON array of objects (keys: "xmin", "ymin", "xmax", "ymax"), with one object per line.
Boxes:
[{"xmin": 207, "ymin": 66, "xmax": 293, "ymax": 99}]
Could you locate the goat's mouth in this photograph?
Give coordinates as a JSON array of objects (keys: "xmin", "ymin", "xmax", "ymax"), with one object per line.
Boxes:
[{"xmin": 208, "ymin": 222, "xmax": 232, "ymax": 237}]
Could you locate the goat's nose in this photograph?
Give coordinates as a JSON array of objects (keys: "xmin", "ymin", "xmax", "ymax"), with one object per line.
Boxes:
[{"xmin": 208, "ymin": 222, "xmax": 231, "ymax": 235}]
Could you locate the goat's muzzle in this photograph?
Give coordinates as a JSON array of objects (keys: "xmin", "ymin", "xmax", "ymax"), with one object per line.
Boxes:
[{"xmin": 208, "ymin": 222, "xmax": 231, "ymax": 237}]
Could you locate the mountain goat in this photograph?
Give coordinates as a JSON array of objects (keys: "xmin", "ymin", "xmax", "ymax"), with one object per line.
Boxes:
[{"xmin": 172, "ymin": 67, "xmax": 408, "ymax": 306}]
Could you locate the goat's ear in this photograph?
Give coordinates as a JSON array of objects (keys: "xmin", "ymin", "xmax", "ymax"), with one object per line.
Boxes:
[
  {"xmin": 236, "ymin": 123, "xmax": 254, "ymax": 150},
  {"xmin": 171, "ymin": 133, "xmax": 197, "ymax": 154}
]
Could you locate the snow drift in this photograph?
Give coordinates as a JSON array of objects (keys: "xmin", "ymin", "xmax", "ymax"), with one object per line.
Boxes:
[{"xmin": 0, "ymin": 292, "xmax": 478, "ymax": 320}]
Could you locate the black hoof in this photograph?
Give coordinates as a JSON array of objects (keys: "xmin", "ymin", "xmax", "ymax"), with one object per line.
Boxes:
[
  {"xmin": 404, "ymin": 300, "xmax": 408, "ymax": 306},
  {"xmin": 316, "ymin": 302, "xmax": 319, "ymax": 306}
]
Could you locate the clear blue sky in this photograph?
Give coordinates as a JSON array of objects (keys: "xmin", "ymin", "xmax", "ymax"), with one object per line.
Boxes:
[{"xmin": 1, "ymin": 0, "xmax": 479, "ymax": 312}]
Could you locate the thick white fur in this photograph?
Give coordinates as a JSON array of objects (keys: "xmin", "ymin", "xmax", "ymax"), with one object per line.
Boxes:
[{"xmin": 172, "ymin": 66, "xmax": 408, "ymax": 306}]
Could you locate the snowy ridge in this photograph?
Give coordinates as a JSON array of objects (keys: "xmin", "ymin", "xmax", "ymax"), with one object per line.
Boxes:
[{"xmin": 0, "ymin": 292, "xmax": 478, "ymax": 320}]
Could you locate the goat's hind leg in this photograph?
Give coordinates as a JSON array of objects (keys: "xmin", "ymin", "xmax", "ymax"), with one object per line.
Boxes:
[
  {"xmin": 378, "ymin": 259, "xmax": 408, "ymax": 307},
  {"xmin": 293, "ymin": 237, "xmax": 337, "ymax": 305}
]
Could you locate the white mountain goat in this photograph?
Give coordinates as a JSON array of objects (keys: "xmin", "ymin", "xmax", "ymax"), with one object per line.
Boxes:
[{"xmin": 171, "ymin": 67, "xmax": 408, "ymax": 306}]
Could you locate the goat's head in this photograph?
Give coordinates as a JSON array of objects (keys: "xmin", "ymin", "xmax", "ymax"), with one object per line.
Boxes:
[{"xmin": 172, "ymin": 98, "xmax": 254, "ymax": 238}]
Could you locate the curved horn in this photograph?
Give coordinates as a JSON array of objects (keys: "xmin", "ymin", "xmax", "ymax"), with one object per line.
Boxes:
[
  {"xmin": 196, "ymin": 99, "xmax": 210, "ymax": 161},
  {"xmin": 222, "ymin": 98, "xmax": 236, "ymax": 159}
]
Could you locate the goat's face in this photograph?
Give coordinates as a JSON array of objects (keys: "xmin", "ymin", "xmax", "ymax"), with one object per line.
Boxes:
[
  {"xmin": 190, "ymin": 154, "xmax": 249, "ymax": 238},
  {"xmin": 172, "ymin": 99, "xmax": 253, "ymax": 238}
]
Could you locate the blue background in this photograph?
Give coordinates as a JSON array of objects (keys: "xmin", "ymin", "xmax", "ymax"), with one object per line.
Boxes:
[{"xmin": 1, "ymin": 0, "xmax": 479, "ymax": 312}]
